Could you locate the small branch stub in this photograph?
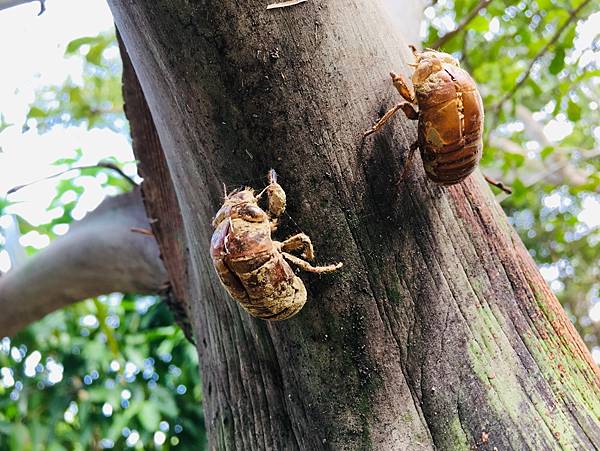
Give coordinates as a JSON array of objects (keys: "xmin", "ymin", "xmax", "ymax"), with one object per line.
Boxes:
[
  {"xmin": 0, "ymin": 0, "xmax": 45, "ymax": 15},
  {"xmin": 266, "ymin": 0, "xmax": 307, "ymax": 10}
]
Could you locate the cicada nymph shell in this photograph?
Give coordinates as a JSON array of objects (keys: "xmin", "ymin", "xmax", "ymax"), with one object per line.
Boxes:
[
  {"xmin": 365, "ymin": 46, "xmax": 484, "ymax": 186},
  {"xmin": 210, "ymin": 170, "xmax": 342, "ymax": 320}
]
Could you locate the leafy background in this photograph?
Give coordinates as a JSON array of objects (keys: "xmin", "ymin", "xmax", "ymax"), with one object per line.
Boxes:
[
  {"xmin": 0, "ymin": 27, "xmax": 204, "ymax": 450},
  {"xmin": 0, "ymin": 0, "xmax": 598, "ymax": 449},
  {"xmin": 422, "ymin": 0, "xmax": 599, "ymax": 351}
]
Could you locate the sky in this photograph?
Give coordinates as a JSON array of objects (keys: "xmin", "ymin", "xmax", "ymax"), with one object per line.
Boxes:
[{"xmin": 0, "ymin": 0, "xmax": 134, "ymax": 270}]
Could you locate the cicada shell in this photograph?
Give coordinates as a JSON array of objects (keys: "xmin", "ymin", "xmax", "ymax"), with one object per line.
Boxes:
[
  {"xmin": 365, "ymin": 46, "xmax": 484, "ymax": 186},
  {"xmin": 210, "ymin": 171, "xmax": 342, "ymax": 320},
  {"xmin": 412, "ymin": 49, "xmax": 484, "ymax": 184}
]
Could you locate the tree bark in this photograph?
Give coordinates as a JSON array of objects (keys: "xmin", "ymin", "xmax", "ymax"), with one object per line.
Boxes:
[
  {"xmin": 110, "ymin": 1, "xmax": 600, "ymax": 449},
  {"xmin": 0, "ymin": 189, "xmax": 167, "ymax": 337},
  {"xmin": 118, "ymin": 31, "xmax": 193, "ymax": 338}
]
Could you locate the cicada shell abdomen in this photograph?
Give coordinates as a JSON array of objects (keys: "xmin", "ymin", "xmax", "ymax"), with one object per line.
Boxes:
[{"xmin": 416, "ymin": 62, "xmax": 484, "ymax": 185}]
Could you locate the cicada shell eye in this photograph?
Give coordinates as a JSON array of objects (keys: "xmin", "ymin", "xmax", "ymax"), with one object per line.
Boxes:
[
  {"xmin": 213, "ymin": 189, "xmax": 258, "ymax": 227},
  {"xmin": 418, "ymin": 50, "xmax": 458, "ymax": 67},
  {"xmin": 229, "ymin": 189, "xmax": 256, "ymax": 204},
  {"xmin": 436, "ymin": 52, "xmax": 459, "ymax": 67},
  {"xmin": 237, "ymin": 204, "xmax": 268, "ymax": 222},
  {"xmin": 412, "ymin": 49, "xmax": 460, "ymax": 85}
]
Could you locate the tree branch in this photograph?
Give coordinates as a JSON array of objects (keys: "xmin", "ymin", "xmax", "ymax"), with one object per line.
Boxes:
[
  {"xmin": 493, "ymin": 0, "xmax": 592, "ymax": 113},
  {"xmin": 0, "ymin": 0, "xmax": 45, "ymax": 15},
  {"xmin": 0, "ymin": 189, "xmax": 168, "ymax": 337},
  {"xmin": 7, "ymin": 161, "xmax": 137, "ymax": 195},
  {"xmin": 432, "ymin": 0, "xmax": 491, "ymax": 49}
]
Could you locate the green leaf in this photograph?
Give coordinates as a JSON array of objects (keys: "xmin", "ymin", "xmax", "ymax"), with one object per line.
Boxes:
[
  {"xmin": 470, "ymin": 15, "xmax": 489, "ymax": 32},
  {"xmin": 527, "ymin": 79, "xmax": 543, "ymax": 96},
  {"xmin": 509, "ymin": 178, "xmax": 527, "ymax": 205},
  {"xmin": 151, "ymin": 386, "xmax": 179, "ymax": 418},
  {"xmin": 47, "ymin": 443, "xmax": 68, "ymax": 451},
  {"xmin": 505, "ymin": 152, "xmax": 526, "ymax": 168},
  {"xmin": 566, "ymin": 99, "xmax": 581, "ymax": 121},
  {"xmin": 0, "ymin": 114, "xmax": 13, "ymax": 134},
  {"xmin": 65, "ymin": 36, "xmax": 98, "ymax": 55},
  {"xmin": 540, "ymin": 146, "xmax": 555, "ymax": 160},
  {"xmin": 138, "ymin": 401, "xmax": 161, "ymax": 431},
  {"xmin": 86, "ymin": 43, "xmax": 105, "ymax": 66},
  {"xmin": 9, "ymin": 423, "xmax": 32, "ymax": 451},
  {"xmin": 27, "ymin": 106, "xmax": 47, "ymax": 119},
  {"xmin": 107, "ymin": 401, "xmax": 142, "ymax": 442},
  {"xmin": 549, "ymin": 48, "xmax": 565, "ymax": 75},
  {"xmin": 576, "ymin": 69, "xmax": 600, "ymax": 82}
]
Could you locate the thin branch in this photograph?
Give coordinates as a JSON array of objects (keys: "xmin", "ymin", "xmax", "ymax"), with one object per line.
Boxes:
[
  {"xmin": 432, "ymin": 0, "xmax": 492, "ymax": 49},
  {"xmin": 7, "ymin": 161, "xmax": 137, "ymax": 195},
  {"xmin": 96, "ymin": 161, "xmax": 137, "ymax": 187},
  {"xmin": 493, "ymin": 0, "xmax": 592, "ymax": 113},
  {"xmin": 130, "ymin": 227, "xmax": 154, "ymax": 236},
  {"xmin": 0, "ymin": 190, "xmax": 168, "ymax": 337},
  {"xmin": 484, "ymin": 174, "xmax": 512, "ymax": 194},
  {"xmin": 0, "ymin": 0, "xmax": 45, "ymax": 15}
]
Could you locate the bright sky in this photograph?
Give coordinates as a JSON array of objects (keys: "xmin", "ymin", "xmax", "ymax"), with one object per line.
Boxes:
[
  {"xmin": 0, "ymin": 6, "xmax": 130, "ymax": 207},
  {"xmin": 0, "ymin": 0, "xmax": 134, "ymax": 270}
]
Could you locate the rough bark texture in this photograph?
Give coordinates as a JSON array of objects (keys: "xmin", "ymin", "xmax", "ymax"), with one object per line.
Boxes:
[
  {"xmin": 110, "ymin": 1, "xmax": 600, "ymax": 449},
  {"xmin": 118, "ymin": 32, "xmax": 193, "ymax": 337},
  {"xmin": 0, "ymin": 189, "xmax": 167, "ymax": 337}
]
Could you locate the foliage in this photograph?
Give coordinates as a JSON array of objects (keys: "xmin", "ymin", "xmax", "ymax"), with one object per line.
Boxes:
[
  {"xmin": 0, "ymin": 30, "xmax": 206, "ymax": 449},
  {"xmin": 26, "ymin": 32, "xmax": 126, "ymax": 134},
  {"xmin": 424, "ymin": 0, "xmax": 600, "ymax": 350},
  {"xmin": 0, "ymin": 297, "xmax": 204, "ymax": 450}
]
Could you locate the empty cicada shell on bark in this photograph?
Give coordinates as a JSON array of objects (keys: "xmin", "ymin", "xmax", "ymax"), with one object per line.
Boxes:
[
  {"xmin": 365, "ymin": 45, "xmax": 484, "ymax": 185},
  {"xmin": 210, "ymin": 170, "xmax": 342, "ymax": 320}
]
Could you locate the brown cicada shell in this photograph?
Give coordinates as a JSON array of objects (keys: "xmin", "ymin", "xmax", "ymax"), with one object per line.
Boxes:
[
  {"xmin": 365, "ymin": 46, "xmax": 484, "ymax": 185},
  {"xmin": 210, "ymin": 170, "xmax": 342, "ymax": 320}
]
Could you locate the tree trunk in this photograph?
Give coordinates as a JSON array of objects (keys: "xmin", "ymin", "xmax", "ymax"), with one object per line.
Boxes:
[{"xmin": 110, "ymin": 1, "xmax": 600, "ymax": 449}]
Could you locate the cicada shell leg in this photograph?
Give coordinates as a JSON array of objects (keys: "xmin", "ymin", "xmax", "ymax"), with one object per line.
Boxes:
[
  {"xmin": 257, "ymin": 169, "xmax": 287, "ymax": 231},
  {"xmin": 281, "ymin": 251, "xmax": 342, "ymax": 274},
  {"xmin": 398, "ymin": 140, "xmax": 419, "ymax": 184},
  {"xmin": 364, "ymin": 98, "xmax": 418, "ymax": 139},
  {"xmin": 278, "ymin": 233, "xmax": 315, "ymax": 260},
  {"xmin": 390, "ymin": 72, "xmax": 415, "ymax": 103}
]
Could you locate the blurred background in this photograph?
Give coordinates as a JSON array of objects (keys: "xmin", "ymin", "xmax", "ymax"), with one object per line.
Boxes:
[{"xmin": 0, "ymin": 0, "xmax": 597, "ymax": 449}]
